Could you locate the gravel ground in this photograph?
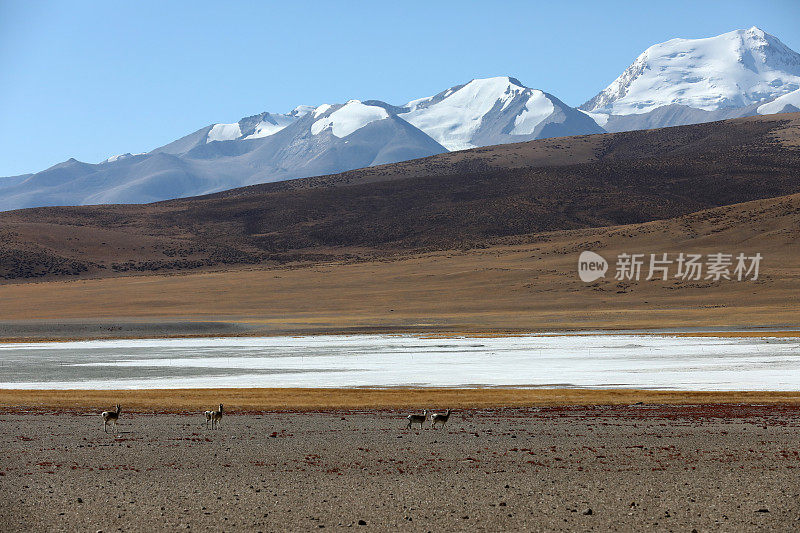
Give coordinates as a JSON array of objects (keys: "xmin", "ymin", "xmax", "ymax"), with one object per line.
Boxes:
[{"xmin": 2, "ymin": 404, "xmax": 800, "ymax": 531}]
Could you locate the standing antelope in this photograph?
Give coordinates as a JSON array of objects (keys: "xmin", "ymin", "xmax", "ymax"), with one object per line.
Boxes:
[
  {"xmin": 204, "ymin": 410, "xmax": 213, "ymax": 429},
  {"xmin": 210, "ymin": 404, "xmax": 224, "ymax": 429},
  {"xmin": 430, "ymin": 409, "xmax": 451, "ymax": 429},
  {"xmin": 101, "ymin": 404, "xmax": 121, "ymax": 433},
  {"xmin": 406, "ymin": 409, "xmax": 427, "ymax": 430}
]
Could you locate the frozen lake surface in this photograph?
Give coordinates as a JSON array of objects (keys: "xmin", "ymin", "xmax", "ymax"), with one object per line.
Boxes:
[{"xmin": 0, "ymin": 334, "xmax": 799, "ymax": 390}]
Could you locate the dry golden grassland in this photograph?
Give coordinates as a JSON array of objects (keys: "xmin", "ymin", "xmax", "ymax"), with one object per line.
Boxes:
[{"xmin": 4, "ymin": 388, "xmax": 800, "ymax": 412}]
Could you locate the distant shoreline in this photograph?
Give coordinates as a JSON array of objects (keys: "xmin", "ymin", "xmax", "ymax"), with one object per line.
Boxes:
[{"xmin": 0, "ymin": 325, "xmax": 798, "ymax": 344}]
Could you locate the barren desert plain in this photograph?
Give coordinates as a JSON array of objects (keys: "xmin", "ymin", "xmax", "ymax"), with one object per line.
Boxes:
[{"xmin": 6, "ymin": 403, "xmax": 800, "ymax": 532}]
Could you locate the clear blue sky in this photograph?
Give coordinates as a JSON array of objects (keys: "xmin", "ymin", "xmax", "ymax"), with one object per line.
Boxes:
[{"xmin": 1, "ymin": 0, "xmax": 798, "ymax": 176}]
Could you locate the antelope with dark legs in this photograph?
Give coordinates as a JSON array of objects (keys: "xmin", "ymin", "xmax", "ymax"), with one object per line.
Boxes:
[
  {"xmin": 101, "ymin": 404, "xmax": 121, "ymax": 433},
  {"xmin": 431, "ymin": 409, "xmax": 451, "ymax": 429},
  {"xmin": 406, "ymin": 409, "xmax": 427, "ymax": 430}
]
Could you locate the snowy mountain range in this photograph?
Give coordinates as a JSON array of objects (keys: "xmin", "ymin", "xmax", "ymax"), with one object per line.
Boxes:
[
  {"xmin": 0, "ymin": 77, "xmax": 600, "ymax": 211},
  {"xmin": 2, "ymin": 26, "xmax": 799, "ymax": 211}
]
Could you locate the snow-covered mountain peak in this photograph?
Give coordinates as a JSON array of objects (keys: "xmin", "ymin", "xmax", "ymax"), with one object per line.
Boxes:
[
  {"xmin": 310, "ymin": 100, "xmax": 390, "ymax": 138},
  {"xmin": 400, "ymin": 76, "xmax": 532, "ymax": 150},
  {"xmin": 404, "ymin": 76, "xmax": 526, "ymax": 114},
  {"xmin": 581, "ymin": 27, "xmax": 800, "ymax": 116},
  {"xmin": 399, "ymin": 76, "xmax": 600, "ymax": 151}
]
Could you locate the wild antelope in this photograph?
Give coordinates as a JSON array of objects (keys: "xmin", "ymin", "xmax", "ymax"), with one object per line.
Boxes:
[
  {"xmin": 430, "ymin": 409, "xmax": 451, "ymax": 429},
  {"xmin": 406, "ymin": 409, "xmax": 427, "ymax": 430},
  {"xmin": 101, "ymin": 404, "xmax": 121, "ymax": 433},
  {"xmin": 210, "ymin": 404, "xmax": 224, "ymax": 429},
  {"xmin": 204, "ymin": 410, "xmax": 213, "ymax": 429}
]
